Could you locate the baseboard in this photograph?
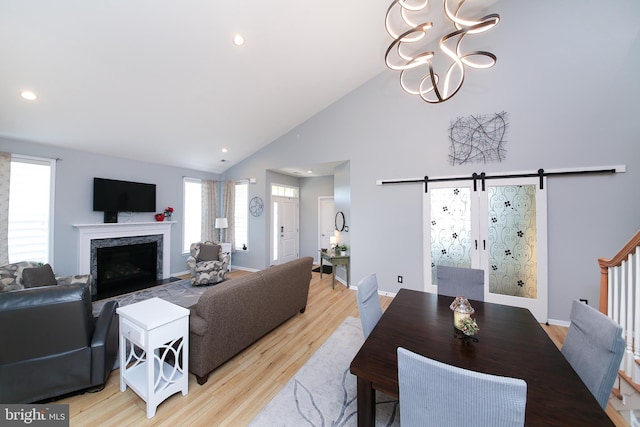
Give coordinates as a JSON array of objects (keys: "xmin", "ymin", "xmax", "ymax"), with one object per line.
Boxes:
[
  {"xmin": 547, "ymin": 318, "xmax": 570, "ymax": 328},
  {"xmin": 231, "ymin": 265, "xmax": 259, "ymax": 273}
]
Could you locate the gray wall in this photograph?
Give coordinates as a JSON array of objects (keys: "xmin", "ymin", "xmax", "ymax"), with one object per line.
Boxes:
[
  {"xmin": 224, "ymin": 0, "xmax": 640, "ymax": 322},
  {"xmin": 0, "ymin": 136, "xmax": 220, "ymax": 277},
  {"xmin": 299, "ymin": 175, "xmax": 334, "ymax": 262}
]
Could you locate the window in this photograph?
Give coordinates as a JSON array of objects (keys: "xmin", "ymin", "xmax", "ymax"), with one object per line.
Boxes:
[
  {"xmin": 234, "ymin": 181, "xmax": 248, "ymax": 250},
  {"xmin": 8, "ymin": 156, "xmax": 55, "ymax": 264},
  {"xmin": 272, "ymin": 184, "xmax": 298, "ymax": 198},
  {"xmin": 183, "ymin": 178, "xmax": 202, "ymax": 252}
]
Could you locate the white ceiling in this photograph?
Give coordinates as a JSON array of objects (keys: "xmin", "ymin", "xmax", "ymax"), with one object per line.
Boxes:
[
  {"xmin": 0, "ymin": 0, "xmax": 391, "ymax": 174},
  {"xmin": 0, "ymin": 0, "xmax": 500, "ymax": 175}
]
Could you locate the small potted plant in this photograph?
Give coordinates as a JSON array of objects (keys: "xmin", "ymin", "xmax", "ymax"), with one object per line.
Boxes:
[
  {"xmin": 337, "ymin": 244, "xmax": 348, "ymax": 256},
  {"xmin": 164, "ymin": 206, "xmax": 174, "ymax": 221}
]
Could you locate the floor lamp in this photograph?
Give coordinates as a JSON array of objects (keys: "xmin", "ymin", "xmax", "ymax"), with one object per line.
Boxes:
[{"xmin": 215, "ymin": 218, "xmax": 228, "ymax": 243}]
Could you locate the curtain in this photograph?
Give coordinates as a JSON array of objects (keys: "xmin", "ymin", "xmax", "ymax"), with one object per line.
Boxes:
[
  {"xmin": 0, "ymin": 152, "xmax": 10, "ymax": 265},
  {"xmin": 222, "ymin": 181, "xmax": 235, "ymax": 250},
  {"xmin": 201, "ymin": 179, "xmax": 218, "ymax": 242}
]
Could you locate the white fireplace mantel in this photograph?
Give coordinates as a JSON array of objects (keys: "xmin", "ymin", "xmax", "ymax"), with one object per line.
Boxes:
[{"xmin": 73, "ymin": 222, "xmax": 176, "ymax": 277}]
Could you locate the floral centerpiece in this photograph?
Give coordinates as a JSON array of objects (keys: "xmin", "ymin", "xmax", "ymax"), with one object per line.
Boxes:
[
  {"xmin": 458, "ymin": 316, "xmax": 479, "ymax": 336},
  {"xmin": 450, "ymin": 296, "xmax": 479, "ymax": 340}
]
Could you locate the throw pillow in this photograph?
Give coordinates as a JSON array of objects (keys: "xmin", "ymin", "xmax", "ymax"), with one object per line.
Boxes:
[
  {"xmin": 199, "ymin": 244, "xmax": 220, "ymax": 262},
  {"xmin": 22, "ymin": 264, "xmax": 58, "ymax": 288}
]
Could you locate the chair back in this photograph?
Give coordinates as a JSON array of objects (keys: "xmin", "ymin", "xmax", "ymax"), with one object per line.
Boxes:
[
  {"xmin": 436, "ymin": 265, "xmax": 484, "ymax": 301},
  {"xmin": 397, "ymin": 347, "xmax": 527, "ymax": 427},
  {"xmin": 0, "ymin": 284, "xmax": 94, "ymax": 364},
  {"xmin": 561, "ymin": 300, "xmax": 625, "ymax": 409},
  {"xmin": 356, "ymin": 273, "xmax": 383, "ymax": 338}
]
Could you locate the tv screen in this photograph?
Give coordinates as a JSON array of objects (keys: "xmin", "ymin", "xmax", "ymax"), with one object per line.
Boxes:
[{"xmin": 93, "ymin": 178, "xmax": 156, "ymax": 213}]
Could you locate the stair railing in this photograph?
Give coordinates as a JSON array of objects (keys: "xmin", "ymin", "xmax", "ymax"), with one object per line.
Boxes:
[{"xmin": 599, "ymin": 230, "xmax": 640, "ymax": 387}]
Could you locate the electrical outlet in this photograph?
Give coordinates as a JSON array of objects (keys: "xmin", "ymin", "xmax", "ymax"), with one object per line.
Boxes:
[{"xmin": 398, "ymin": 276, "xmax": 403, "ymax": 283}]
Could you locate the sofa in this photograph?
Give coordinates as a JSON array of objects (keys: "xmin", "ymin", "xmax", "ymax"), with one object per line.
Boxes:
[
  {"xmin": 186, "ymin": 241, "xmax": 230, "ymax": 286},
  {"xmin": 189, "ymin": 256, "xmax": 313, "ymax": 384},
  {"xmin": 0, "ymin": 282, "xmax": 119, "ymax": 403},
  {"xmin": 0, "ymin": 261, "xmax": 92, "ymax": 293}
]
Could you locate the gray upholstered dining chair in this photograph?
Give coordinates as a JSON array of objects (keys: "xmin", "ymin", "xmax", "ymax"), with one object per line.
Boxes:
[
  {"xmin": 436, "ymin": 265, "xmax": 485, "ymax": 301},
  {"xmin": 397, "ymin": 347, "xmax": 527, "ymax": 427},
  {"xmin": 561, "ymin": 300, "xmax": 625, "ymax": 409},
  {"xmin": 356, "ymin": 273, "xmax": 383, "ymax": 338}
]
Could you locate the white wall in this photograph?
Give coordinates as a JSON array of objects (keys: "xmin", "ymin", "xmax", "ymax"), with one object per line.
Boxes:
[{"xmin": 224, "ymin": 0, "xmax": 640, "ymax": 321}]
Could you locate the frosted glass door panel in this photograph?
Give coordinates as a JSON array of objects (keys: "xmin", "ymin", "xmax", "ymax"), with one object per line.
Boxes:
[
  {"xmin": 430, "ymin": 187, "xmax": 473, "ymax": 277},
  {"xmin": 487, "ymin": 185, "xmax": 538, "ymax": 298}
]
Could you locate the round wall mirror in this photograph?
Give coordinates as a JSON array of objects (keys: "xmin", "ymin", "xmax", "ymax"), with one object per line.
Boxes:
[{"xmin": 335, "ymin": 211, "xmax": 346, "ymax": 231}]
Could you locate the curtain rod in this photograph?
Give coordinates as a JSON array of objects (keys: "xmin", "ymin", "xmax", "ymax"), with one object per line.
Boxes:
[{"xmin": 376, "ymin": 165, "xmax": 626, "ymax": 191}]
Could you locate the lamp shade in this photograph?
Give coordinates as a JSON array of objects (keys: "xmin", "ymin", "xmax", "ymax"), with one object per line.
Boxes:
[
  {"xmin": 330, "ymin": 236, "xmax": 337, "ymax": 245},
  {"xmin": 215, "ymin": 218, "xmax": 228, "ymax": 229}
]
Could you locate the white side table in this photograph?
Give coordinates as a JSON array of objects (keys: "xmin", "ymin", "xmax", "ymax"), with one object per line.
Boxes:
[
  {"xmin": 117, "ymin": 297, "xmax": 190, "ymax": 418},
  {"xmin": 220, "ymin": 242, "xmax": 232, "ymax": 271}
]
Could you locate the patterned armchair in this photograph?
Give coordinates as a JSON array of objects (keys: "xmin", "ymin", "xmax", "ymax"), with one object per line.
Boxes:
[
  {"xmin": 186, "ymin": 241, "xmax": 230, "ymax": 286},
  {"xmin": 0, "ymin": 261, "xmax": 93, "ymax": 293}
]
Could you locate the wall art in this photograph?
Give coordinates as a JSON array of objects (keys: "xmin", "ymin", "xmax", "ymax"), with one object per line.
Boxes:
[{"xmin": 448, "ymin": 111, "xmax": 508, "ymax": 165}]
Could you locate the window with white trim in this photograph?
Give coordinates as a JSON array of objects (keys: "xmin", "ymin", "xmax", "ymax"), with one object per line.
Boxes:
[
  {"xmin": 234, "ymin": 181, "xmax": 248, "ymax": 250},
  {"xmin": 183, "ymin": 177, "xmax": 202, "ymax": 252},
  {"xmin": 8, "ymin": 156, "xmax": 55, "ymax": 264}
]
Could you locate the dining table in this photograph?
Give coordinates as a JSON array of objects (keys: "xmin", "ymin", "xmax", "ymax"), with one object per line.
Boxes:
[{"xmin": 349, "ymin": 289, "xmax": 615, "ymax": 426}]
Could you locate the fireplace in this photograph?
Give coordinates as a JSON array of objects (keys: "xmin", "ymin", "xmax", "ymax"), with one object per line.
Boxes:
[
  {"xmin": 90, "ymin": 234, "xmax": 164, "ymax": 300},
  {"xmin": 73, "ymin": 221, "xmax": 175, "ymax": 299},
  {"xmin": 96, "ymin": 242, "xmax": 158, "ymax": 299}
]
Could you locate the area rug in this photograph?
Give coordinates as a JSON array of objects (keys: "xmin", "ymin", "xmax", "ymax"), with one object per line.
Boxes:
[
  {"xmin": 91, "ymin": 278, "xmax": 215, "ymax": 316},
  {"xmin": 312, "ymin": 265, "xmax": 332, "ymax": 274},
  {"xmin": 249, "ymin": 317, "xmax": 400, "ymax": 427}
]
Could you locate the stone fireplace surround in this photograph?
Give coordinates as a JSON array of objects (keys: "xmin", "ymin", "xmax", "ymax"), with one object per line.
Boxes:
[{"xmin": 73, "ymin": 222, "xmax": 174, "ymax": 295}]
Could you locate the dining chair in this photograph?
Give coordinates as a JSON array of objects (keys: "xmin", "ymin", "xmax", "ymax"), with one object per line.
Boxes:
[
  {"xmin": 356, "ymin": 273, "xmax": 383, "ymax": 338},
  {"xmin": 397, "ymin": 347, "xmax": 527, "ymax": 427},
  {"xmin": 436, "ymin": 265, "xmax": 485, "ymax": 301},
  {"xmin": 561, "ymin": 300, "xmax": 625, "ymax": 409}
]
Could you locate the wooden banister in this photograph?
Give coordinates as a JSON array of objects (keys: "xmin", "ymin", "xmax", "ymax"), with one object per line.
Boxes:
[{"xmin": 598, "ymin": 230, "xmax": 640, "ymax": 314}]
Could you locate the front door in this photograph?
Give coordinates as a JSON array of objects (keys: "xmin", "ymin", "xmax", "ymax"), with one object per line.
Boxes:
[{"xmin": 272, "ymin": 196, "xmax": 299, "ymax": 265}]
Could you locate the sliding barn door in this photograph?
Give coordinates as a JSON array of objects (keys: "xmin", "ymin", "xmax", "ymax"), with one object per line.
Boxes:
[{"xmin": 423, "ymin": 178, "xmax": 548, "ymax": 322}]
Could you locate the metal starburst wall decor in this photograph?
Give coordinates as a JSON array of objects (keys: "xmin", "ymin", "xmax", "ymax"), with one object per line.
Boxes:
[{"xmin": 384, "ymin": 0, "xmax": 500, "ymax": 104}]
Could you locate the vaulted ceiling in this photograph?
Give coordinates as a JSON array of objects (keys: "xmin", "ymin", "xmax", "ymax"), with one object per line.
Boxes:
[{"xmin": 0, "ymin": 0, "xmax": 498, "ymax": 174}]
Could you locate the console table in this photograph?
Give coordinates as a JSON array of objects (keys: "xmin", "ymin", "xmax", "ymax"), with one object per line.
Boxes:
[
  {"xmin": 117, "ymin": 297, "xmax": 190, "ymax": 418},
  {"xmin": 319, "ymin": 250, "xmax": 350, "ymax": 289}
]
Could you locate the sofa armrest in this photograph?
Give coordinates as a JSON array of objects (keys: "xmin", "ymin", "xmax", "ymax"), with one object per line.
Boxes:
[
  {"xmin": 56, "ymin": 274, "xmax": 93, "ymax": 287},
  {"xmin": 90, "ymin": 300, "xmax": 119, "ymax": 386},
  {"xmin": 189, "ymin": 309, "xmax": 208, "ymax": 337}
]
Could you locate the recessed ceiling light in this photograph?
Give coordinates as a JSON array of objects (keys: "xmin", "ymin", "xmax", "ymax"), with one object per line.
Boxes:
[
  {"xmin": 21, "ymin": 90, "xmax": 37, "ymax": 101},
  {"xmin": 232, "ymin": 34, "xmax": 245, "ymax": 46},
  {"xmin": 307, "ymin": 170, "xmax": 313, "ymax": 174},
  {"xmin": 222, "ymin": 148, "xmax": 228, "ymax": 153}
]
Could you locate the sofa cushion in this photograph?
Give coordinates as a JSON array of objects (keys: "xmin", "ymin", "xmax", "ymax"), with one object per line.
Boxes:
[
  {"xmin": 22, "ymin": 264, "xmax": 57, "ymax": 288},
  {"xmin": 199, "ymin": 244, "xmax": 220, "ymax": 262}
]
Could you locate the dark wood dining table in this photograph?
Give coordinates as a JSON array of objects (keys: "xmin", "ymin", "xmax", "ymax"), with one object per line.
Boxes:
[{"xmin": 349, "ymin": 289, "xmax": 615, "ymax": 426}]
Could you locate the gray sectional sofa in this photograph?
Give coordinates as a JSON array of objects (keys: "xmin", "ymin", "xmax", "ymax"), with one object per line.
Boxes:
[{"xmin": 189, "ymin": 256, "xmax": 313, "ymax": 384}]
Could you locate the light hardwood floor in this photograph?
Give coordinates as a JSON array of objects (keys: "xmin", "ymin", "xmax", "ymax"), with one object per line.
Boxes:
[{"xmin": 60, "ymin": 270, "xmax": 627, "ymax": 426}]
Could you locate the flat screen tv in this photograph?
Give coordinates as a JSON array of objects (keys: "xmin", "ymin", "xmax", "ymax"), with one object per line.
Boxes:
[{"xmin": 93, "ymin": 178, "xmax": 156, "ymax": 222}]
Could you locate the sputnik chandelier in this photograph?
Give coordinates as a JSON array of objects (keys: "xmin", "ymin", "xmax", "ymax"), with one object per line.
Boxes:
[{"xmin": 384, "ymin": 0, "xmax": 500, "ymax": 104}]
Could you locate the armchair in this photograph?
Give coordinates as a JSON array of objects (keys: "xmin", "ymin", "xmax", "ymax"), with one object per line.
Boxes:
[
  {"xmin": 0, "ymin": 261, "xmax": 92, "ymax": 293},
  {"xmin": 0, "ymin": 282, "xmax": 119, "ymax": 403},
  {"xmin": 186, "ymin": 241, "xmax": 230, "ymax": 286}
]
